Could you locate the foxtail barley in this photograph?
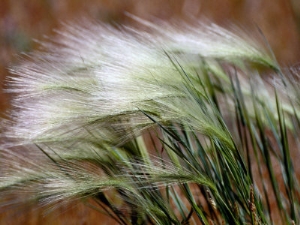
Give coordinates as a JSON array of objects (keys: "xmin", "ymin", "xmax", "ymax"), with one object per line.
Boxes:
[{"xmin": 0, "ymin": 18, "xmax": 299, "ymax": 224}]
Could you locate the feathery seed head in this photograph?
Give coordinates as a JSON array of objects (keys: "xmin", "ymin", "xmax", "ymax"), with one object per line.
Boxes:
[{"xmin": 1, "ymin": 18, "xmax": 298, "ymax": 224}]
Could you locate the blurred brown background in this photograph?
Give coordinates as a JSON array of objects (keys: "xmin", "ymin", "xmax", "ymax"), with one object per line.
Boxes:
[{"xmin": 1, "ymin": 0, "xmax": 300, "ymax": 224}]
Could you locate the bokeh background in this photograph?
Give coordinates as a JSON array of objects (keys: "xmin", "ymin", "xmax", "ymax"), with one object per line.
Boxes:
[{"xmin": 1, "ymin": 0, "xmax": 300, "ymax": 224}]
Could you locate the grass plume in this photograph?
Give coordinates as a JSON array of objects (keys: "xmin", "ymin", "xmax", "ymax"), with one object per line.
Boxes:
[{"xmin": 1, "ymin": 18, "xmax": 299, "ymax": 224}]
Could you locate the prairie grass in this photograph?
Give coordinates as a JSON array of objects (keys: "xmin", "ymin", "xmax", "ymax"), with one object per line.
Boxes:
[{"xmin": 0, "ymin": 19, "xmax": 299, "ymax": 224}]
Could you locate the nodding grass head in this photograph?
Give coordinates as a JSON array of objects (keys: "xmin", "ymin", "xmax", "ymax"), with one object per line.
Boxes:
[{"xmin": 1, "ymin": 19, "xmax": 299, "ymax": 225}]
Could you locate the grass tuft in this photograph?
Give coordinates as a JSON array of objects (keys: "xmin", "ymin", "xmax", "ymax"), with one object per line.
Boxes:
[{"xmin": 1, "ymin": 19, "xmax": 299, "ymax": 224}]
